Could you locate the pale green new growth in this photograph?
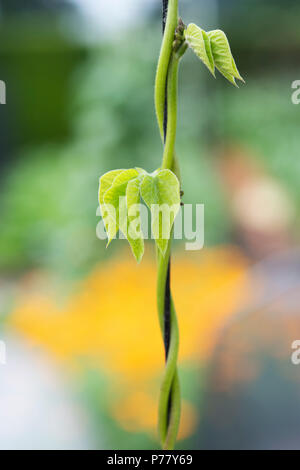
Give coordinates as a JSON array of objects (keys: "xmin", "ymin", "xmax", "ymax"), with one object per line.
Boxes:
[
  {"xmin": 99, "ymin": 169, "xmax": 124, "ymax": 242},
  {"xmin": 207, "ymin": 29, "xmax": 244, "ymax": 86},
  {"xmin": 185, "ymin": 23, "xmax": 215, "ymax": 76},
  {"xmin": 99, "ymin": 22, "xmax": 244, "ymax": 259},
  {"xmin": 185, "ymin": 24, "xmax": 244, "ymax": 86},
  {"xmin": 99, "ymin": 169, "xmax": 123, "ymax": 208},
  {"xmin": 99, "ymin": 167, "xmax": 180, "ymax": 261},
  {"xmin": 140, "ymin": 169, "xmax": 180, "ymax": 256},
  {"xmin": 102, "ymin": 169, "xmax": 138, "ymax": 246},
  {"xmin": 99, "ymin": 2, "xmax": 244, "ymax": 450}
]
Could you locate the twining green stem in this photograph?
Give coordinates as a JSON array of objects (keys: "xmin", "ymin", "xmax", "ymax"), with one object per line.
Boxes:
[
  {"xmin": 164, "ymin": 367, "xmax": 180, "ymax": 450},
  {"xmin": 155, "ymin": 0, "xmax": 181, "ymax": 451},
  {"xmin": 157, "ymin": 241, "xmax": 180, "ymax": 449},
  {"xmin": 155, "ymin": 0, "xmax": 178, "ymax": 141},
  {"xmin": 162, "ymin": 56, "xmax": 179, "ymax": 171}
]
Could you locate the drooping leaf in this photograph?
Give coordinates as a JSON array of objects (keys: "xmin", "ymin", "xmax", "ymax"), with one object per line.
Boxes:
[
  {"xmin": 207, "ymin": 29, "xmax": 244, "ymax": 85},
  {"xmin": 103, "ymin": 169, "xmax": 139, "ymax": 245},
  {"xmin": 125, "ymin": 177, "xmax": 144, "ymax": 263},
  {"xmin": 99, "ymin": 167, "xmax": 180, "ymax": 260},
  {"xmin": 99, "ymin": 169, "xmax": 124, "ymax": 241},
  {"xmin": 140, "ymin": 169, "xmax": 180, "ymax": 256},
  {"xmin": 217, "ymin": 68, "xmax": 238, "ymax": 87},
  {"xmin": 185, "ymin": 23, "xmax": 215, "ymax": 76},
  {"xmin": 99, "ymin": 169, "xmax": 123, "ymax": 206}
]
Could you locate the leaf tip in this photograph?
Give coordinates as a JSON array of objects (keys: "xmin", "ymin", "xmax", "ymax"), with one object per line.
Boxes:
[
  {"xmin": 106, "ymin": 237, "xmax": 113, "ymax": 248},
  {"xmin": 135, "ymin": 253, "xmax": 143, "ymax": 264}
]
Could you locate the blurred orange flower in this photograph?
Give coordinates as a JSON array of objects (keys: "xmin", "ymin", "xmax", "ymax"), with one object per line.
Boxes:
[{"xmin": 9, "ymin": 246, "xmax": 248, "ymax": 440}]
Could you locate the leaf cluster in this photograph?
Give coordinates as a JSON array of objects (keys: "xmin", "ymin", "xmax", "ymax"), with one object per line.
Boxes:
[
  {"xmin": 185, "ymin": 23, "xmax": 244, "ymax": 87},
  {"xmin": 99, "ymin": 168, "xmax": 180, "ymax": 262}
]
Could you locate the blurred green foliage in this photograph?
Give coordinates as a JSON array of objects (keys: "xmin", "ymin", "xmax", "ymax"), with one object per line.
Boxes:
[
  {"xmin": 0, "ymin": 3, "xmax": 300, "ymax": 276},
  {"xmin": 220, "ymin": 75, "xmax": 300, "ymax": 211},
  {"xmin": 0, "ymin": 15, "xmax": 86, "ymax": 150},
  {"xmin": 0, "ymin": 26, "xmax": 231, "ymax": 275}
]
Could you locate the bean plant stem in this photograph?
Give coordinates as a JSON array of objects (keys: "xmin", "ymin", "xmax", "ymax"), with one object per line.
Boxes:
[
  {"xmin": 155, "ymin": 0, "xmax": 181, "ymax": 450},
  {"xmin": 162, "ymin": 56, "xmax": 179, "ymax": 171},
  {"xmin": 155, "ymin": 0, "xmax": 178, "ymax": 142}
]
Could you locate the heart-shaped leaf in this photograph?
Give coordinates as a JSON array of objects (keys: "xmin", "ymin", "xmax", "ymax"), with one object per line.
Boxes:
[
  {"xmin": 99, "ymin": 169, "xmax": 124, "ymax": 240},
  {"xmin": 207, "ymin": 29, "xmax": 244, "ymax": 86},
  {"xmin": 99, "ymin": 169, "xmax": 123, "ymax": 206},
  {"xmin": 103, "ymin": 169, "xmax": 139, "ymax": 245},
  {"xmin": 99, "ymin": 167, "xmax": 180, "ymax": 260},
  {"xmin": 185, "ymin": 23, "xmax": 215, "ymax": 76}
]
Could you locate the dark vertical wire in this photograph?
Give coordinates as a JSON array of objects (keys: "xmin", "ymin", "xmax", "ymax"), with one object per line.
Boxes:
[
  {"xmin": 162, "ymin": 0, "xmax": 172, "ymax": 427},
  {"xmin": 162, "ymin": 0, "xmax": 171, "ymax": 362},
  {"xmin": 162, "ymin": 0, "xmax": 168, "ymax": 145}
]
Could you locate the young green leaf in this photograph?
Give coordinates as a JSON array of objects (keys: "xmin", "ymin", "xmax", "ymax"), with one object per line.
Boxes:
[
  {"xmin": 99, "ymin": 169, "xmax": 124, "ymax": 241},
  {"xmin": 140, "ymin": 169, "xmax": 180, "ymax": 256},
  {"xmin": 103, "ymin": 169, "xmax": 139, "ymax": 245},
  {"xmin": 125, "ymin": 177, "xmax": 144, "ymax": 263},
  {"xmin": 185, "ymin": 23, "xmax": 215, "ymax": 76},
  {"xmin": 99, "ymin": 169, "xmax": 124, "ymax": 206},
  {"xmin": 207, "ymin": 29, "xmax": 244, "ymax": 85}
]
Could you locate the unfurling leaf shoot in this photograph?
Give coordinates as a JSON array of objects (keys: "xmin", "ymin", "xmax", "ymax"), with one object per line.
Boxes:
[
  {"xmin": 99, "ymin": 168, "xmax": 180, "ymax": 261},
  {"xmin": 185, "ymin": 23, "xmax": 244, "ymax": 86}
]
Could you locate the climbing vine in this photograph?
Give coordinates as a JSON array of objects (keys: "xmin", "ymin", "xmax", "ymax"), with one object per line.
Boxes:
[{"xmin": 98, "ymin": 0, "xmax": 244, "ymax": 450}]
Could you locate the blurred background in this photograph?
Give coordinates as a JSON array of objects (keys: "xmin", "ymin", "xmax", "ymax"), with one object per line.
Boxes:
[{"xmin": 0, "ymin": 0, "xmax": 300, "ymax": 449}]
